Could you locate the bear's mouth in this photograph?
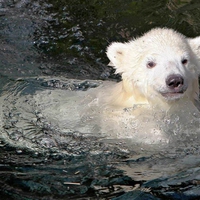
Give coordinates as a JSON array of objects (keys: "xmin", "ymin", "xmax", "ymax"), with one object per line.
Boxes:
[{"xmin": 161, "ymin": 91, "xmax": 184, "ymax": 100}]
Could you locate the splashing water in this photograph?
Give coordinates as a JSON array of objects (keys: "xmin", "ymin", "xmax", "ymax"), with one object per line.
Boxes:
[{"xmin": 1, "ymin": 77, "xmax": 200, "ymax": 151}]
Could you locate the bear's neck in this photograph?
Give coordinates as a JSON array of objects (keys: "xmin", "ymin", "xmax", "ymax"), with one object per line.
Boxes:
[{"xmin": 109, "ymin": 79, "xmax": 148, "ymax": 107}]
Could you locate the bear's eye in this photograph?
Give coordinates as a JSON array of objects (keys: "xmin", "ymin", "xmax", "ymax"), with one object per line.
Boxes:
[
  {"xmin": 181, "ymin": 59, "xmax": 188, "ymax": 65},
  {"xmin": 147, "ymin": 61, "xmax": 156, "ymax": 68}
]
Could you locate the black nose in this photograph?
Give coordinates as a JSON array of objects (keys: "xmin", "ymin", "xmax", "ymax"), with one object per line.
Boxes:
[{"xmin": 166, "ymin": 75, "xmax": 184, "ymax": 90}]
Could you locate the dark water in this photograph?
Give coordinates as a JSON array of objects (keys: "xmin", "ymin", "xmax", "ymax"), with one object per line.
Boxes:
[{"xmin": 1, "ymin": 0, "xmax": 200, "ymax": 199}]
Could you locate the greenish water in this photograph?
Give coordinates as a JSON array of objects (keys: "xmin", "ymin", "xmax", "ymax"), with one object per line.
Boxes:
[{"xmin": 1, "ymin": 0, "xmax": 200, "ymax": 199}]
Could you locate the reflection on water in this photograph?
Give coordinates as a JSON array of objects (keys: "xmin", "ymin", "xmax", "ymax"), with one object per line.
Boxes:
[{"xmin": 1, "ymin": 0, "xmax": 200, "ymax": 199}]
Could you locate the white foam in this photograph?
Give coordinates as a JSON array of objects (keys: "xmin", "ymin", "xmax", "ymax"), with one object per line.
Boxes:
[{"xmin": 33, "ymin": 82, "xmax": 200, "ymax": 144}]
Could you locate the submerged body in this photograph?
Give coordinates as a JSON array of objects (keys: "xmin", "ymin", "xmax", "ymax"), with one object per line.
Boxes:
[{"xmin": 31, "ymin": 77, "xmax": 199, "ymax": 144}]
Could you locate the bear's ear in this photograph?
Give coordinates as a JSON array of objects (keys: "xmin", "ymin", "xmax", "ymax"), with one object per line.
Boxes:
[
  {"xmin": 188, "ymin": 36, "xmax": 200, "ymax": 59},
  {"xmin": 189, "ymin": 36, "xmax": 200, "ymax": 74},
  {"xmin": 106, "ymin": 42, "xmax": 129, "ymax": 74}
]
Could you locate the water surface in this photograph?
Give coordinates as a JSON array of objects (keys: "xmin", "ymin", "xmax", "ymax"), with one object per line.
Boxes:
[{"xmin": 1, "ymin": 0, "xmax": 200, "ymax": 199}]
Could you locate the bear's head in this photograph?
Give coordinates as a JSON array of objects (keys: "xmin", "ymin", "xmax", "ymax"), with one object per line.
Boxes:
[{"xmin": 107, "ymin": 28, "xmax": 200, "ymax": 107}]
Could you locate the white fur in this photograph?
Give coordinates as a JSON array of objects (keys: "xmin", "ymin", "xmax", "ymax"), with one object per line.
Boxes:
[{"xmin": 106, "ymin": 28, "xmax": 200, "ymax": 109}]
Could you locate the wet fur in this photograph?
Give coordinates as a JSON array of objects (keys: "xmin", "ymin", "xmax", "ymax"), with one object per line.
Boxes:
[{"xmin": 106, "ymin": 28, "xmax": 200, "ymax": 109}]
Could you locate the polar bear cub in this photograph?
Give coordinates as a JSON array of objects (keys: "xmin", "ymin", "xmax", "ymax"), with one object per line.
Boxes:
[
  {"xmin": 106, "ymin": 28, "xmax": 200, "ymax": 110},
  {"xmin": 32, "ymin": 28, "xmax": 200, "ymax": 144}
]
